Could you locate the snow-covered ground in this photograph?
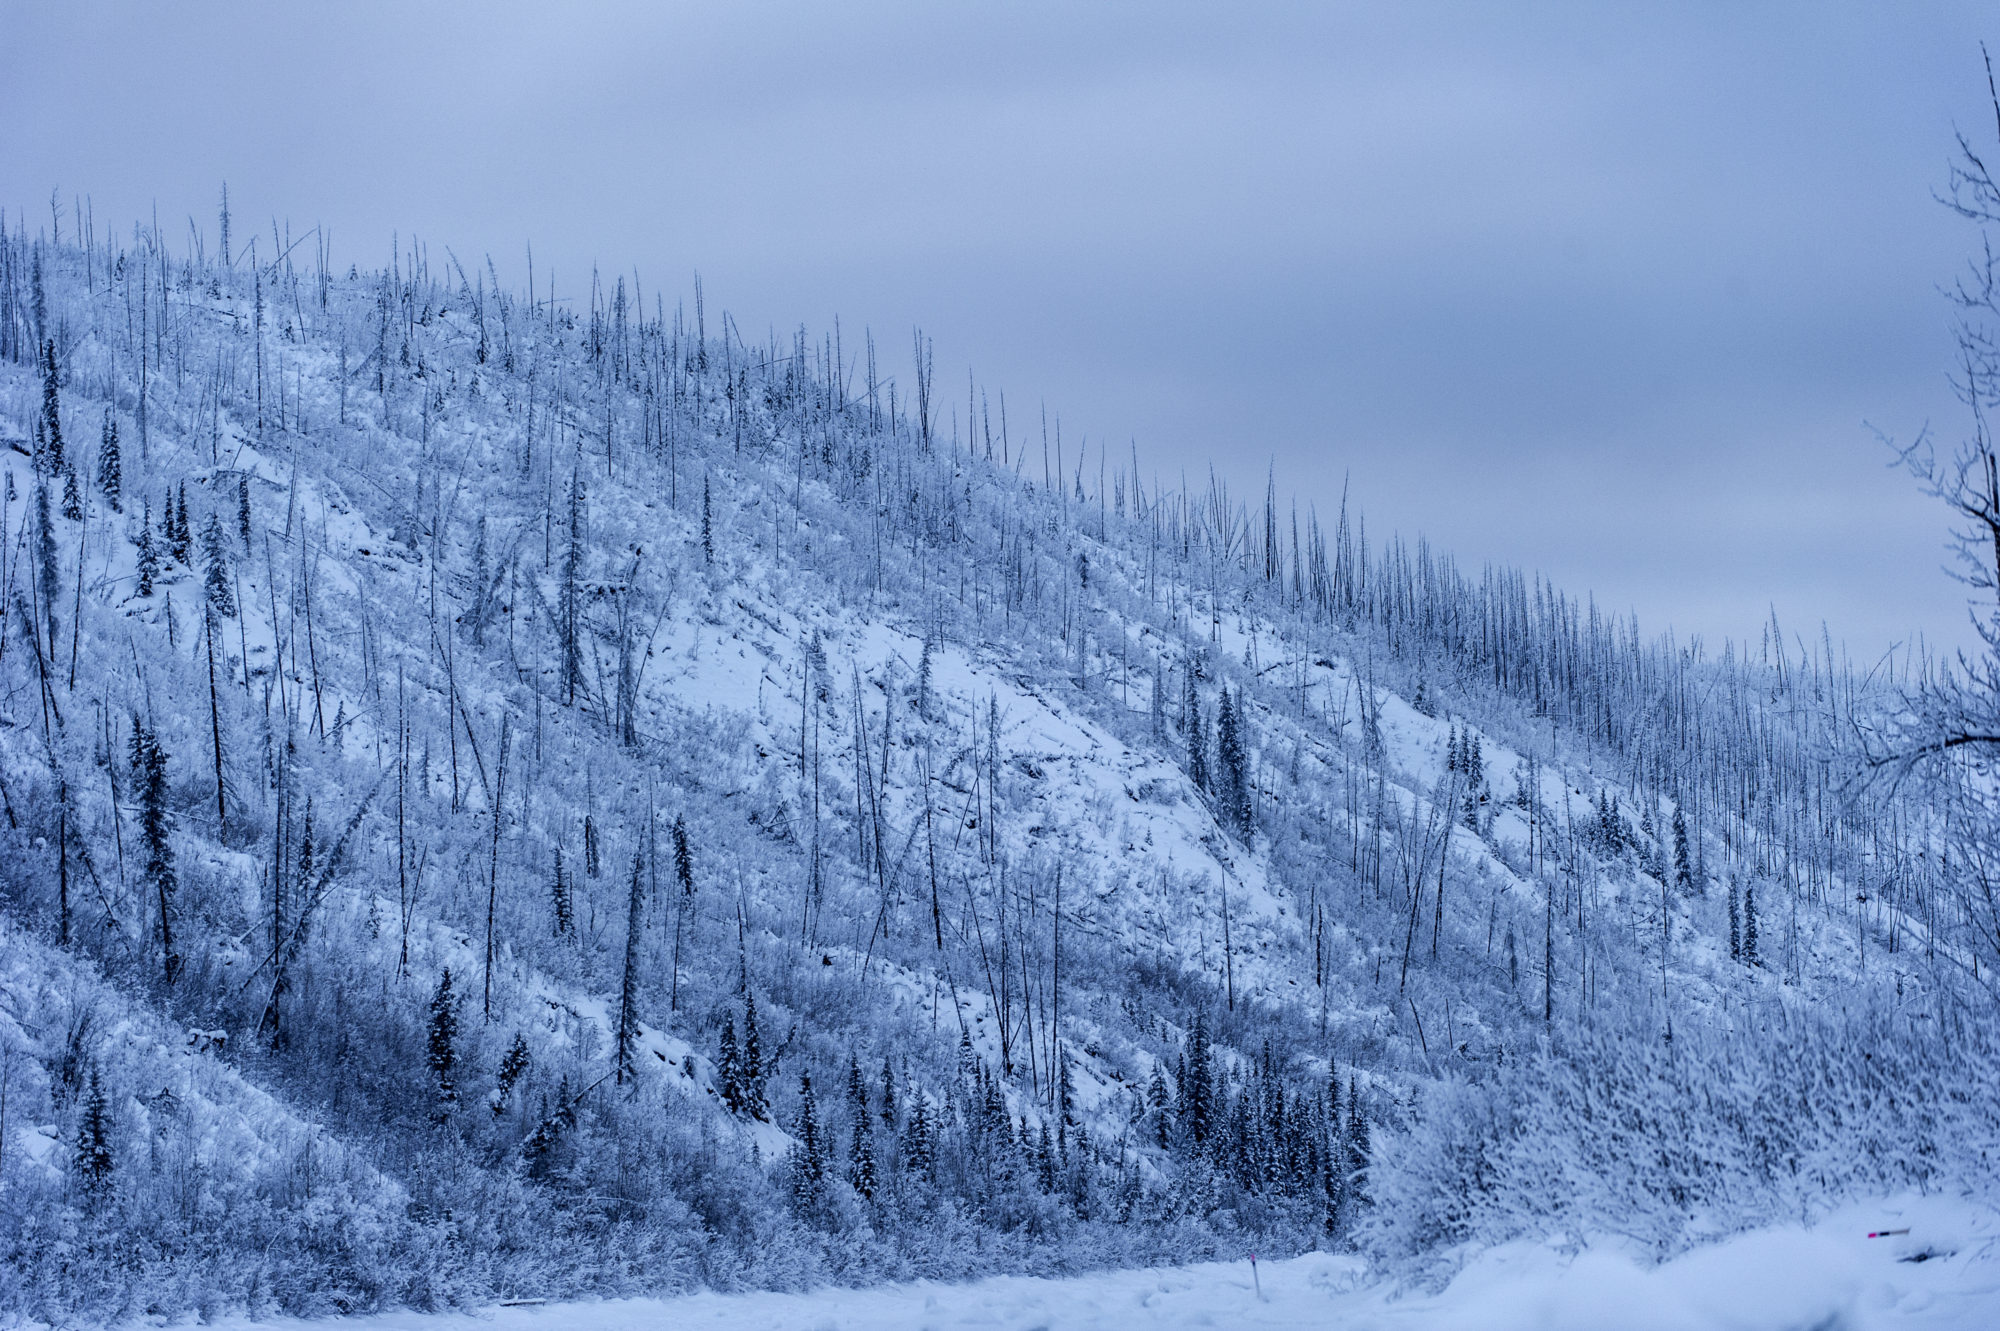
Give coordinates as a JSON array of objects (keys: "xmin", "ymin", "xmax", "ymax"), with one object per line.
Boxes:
[{"xmin": 190, "ymin": 1196, "xmax": 1999, "ymax": 1331}]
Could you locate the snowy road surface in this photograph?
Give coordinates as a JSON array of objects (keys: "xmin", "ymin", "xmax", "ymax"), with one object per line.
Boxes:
[{"xmin": 198, "ymin": 1196, "xmax": 1999, "ymax": 1331}]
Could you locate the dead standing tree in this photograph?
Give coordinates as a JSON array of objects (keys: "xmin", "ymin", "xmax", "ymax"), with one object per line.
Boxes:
[{"xmin": 1877, "ymin": 48, "xmax": 2000, "ymax": 994}]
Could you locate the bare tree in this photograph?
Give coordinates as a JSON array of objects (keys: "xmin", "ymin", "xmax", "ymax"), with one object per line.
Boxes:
[{"xmin": 1879, "ymin": 46, "xmax": 2000, "ymax": 993}]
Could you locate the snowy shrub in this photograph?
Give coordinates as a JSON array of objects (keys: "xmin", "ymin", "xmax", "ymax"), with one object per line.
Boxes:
[{"xmin": 1362, "ymin": 996, "xmax": 2000, "ymax": 1284}]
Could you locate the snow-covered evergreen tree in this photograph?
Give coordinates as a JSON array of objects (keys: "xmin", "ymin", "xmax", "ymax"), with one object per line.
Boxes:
[
  {"xmin": 37, "ymin": 338, "xmax": 63, "ymax": 476},
  {"xmin": 427, "ymin": 967, "xmax": 459, "ymax": 1116},
  {"xmin": 97, "ymin": 410, "xmax": 121, "ymax": 511},
  {"xmin": 201, "ymin": 511, "xmax": 236, "ymax": 619},
  {"xmin": 72, "ymin": 1066, "xmax": 114, "ymax": 1201}
]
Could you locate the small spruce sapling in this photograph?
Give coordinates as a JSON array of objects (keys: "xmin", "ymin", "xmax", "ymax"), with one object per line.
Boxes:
[
  {"xmin": 494, "ymin": 1034, "xmax": 532, "ymax": 1116},
  {"xmin": 34, "ymin": 479, "xmax": 60, "ymax": 649},
  {"xmin": 550, "ymin": 846, "xmax": 573, "ymax": 936},
  {"xmin": 1672, "ymin": 805, "xmax": 1696, "ymax": 894},
  {"xmin": 717, "ymin": 1019, "xmax": 743, "ymax": 1113},
  {"xmin": 136, "ymin": 499, "xmax": 160, "ymax": 597},
  {"xmin": 614, "ymin": 852, "xmax": 644, "ymax": 1085},
  {"xmin": 427, "ymin": 968, "xmax": 459, "ymax": 1118},
  {"xmin": 133, "ymin": 717, "xmax": 179, "ymax": 982},
  {"xmin": 38, "ymin": 339, "xmax": 64, "ymax": 477},
  {"xmin": 1729, "ymin": 877, "xmax": 1743, "ymax": 961},
  {"xmin": 741, "ymin": 987, "xmax": 768, "ymax": 1119},
  {"xmin": 850, "ymin": 1115, "xmax": 877, "ymax": 1199},
  {"xmin": 701, "ymin": 475, "xmax": 714, "ymax": 565},
  {"xmin": 74, "ymin": 1066, "xmax": 114, "ymax": 1200},
  {"xmin": 672, "ymin": 815, "xmax": 694, "ymax": 896},
  {"xmin": 1185, "ymin": 683, "xmax": 1210, "ymax": 793},
  {"xmin": 790, "ymin": 1072, "xmax": 826, "ymax": 1210},
  {"xmin": 97, "ymin": 412, "xmax": 121, "ymax": 511},
  {"xmin": 1744, "ymin": 879, "xmax": 1761, "ymax": 967},
  {"xmin": 171, "ymin": 482, "xmax": 192, "ymax": 564},
  {"xmin": 202, "ymin": 512, "xmax": 236, "ymax": 619}
]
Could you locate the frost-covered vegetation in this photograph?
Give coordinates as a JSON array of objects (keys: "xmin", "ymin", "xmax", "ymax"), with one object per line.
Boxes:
[{"xmin": 0, "ymin": 178, "xmax": 1995, "ymax": 1323}]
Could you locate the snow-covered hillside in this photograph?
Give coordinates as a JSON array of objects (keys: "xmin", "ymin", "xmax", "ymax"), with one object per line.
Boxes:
[{"xmin": 0, "ymin": 214, "xmax": 1995, "ymax": 1323}]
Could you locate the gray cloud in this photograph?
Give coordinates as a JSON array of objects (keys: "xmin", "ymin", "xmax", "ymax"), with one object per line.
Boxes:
[{"xmin": 3, "ymin": 0, "xmax": 1989, "ymax": 658}]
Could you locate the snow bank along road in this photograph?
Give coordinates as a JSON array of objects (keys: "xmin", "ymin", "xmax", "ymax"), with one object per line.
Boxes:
[{"xmin": 192, "ymin": 1195, "xmax": 1999, "ymax": 1331}]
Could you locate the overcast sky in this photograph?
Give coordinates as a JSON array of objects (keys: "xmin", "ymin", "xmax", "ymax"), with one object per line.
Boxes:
[{"xmin": 4, "ymin": 2, "xmax": 1993, "ymax": 661}]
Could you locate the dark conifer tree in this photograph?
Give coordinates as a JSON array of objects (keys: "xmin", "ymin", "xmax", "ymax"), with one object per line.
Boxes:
[
  {"xmin": 1185, "ymin": 688, "xmax": 1209, "ymax": 794},
  {"xmin": 615, "ymin": 852, "xmax": 645, "ymax": 1085},
  {"xmin": 1728, "ymin": 877, "xmax": 1743, "ymax": 961},
  {"xmin": 850, "ymin": 1116, "xmax": 877, "ymax": 1199},
  {"xmin": 74, "ymin": 1066, "xmax": 113, "ymax": 1200},
  {"xmin": 135, "ymin": 499, "xmax": 159, "ymax": 597},
  {"xmin": 171, "ymin": 482, "xmax": 193, "ymax": 565},
  {"xmin": 1321, "ymin": 1116, "xmax": 1347, "ymax": 1233},
  {"xmin": 847, "ymin": 1055, "xmax": 869, "ymax": 1121},
  {"xmin": 672, "ymin": 814, "xmax": 694, "ymax": 897},
  {"xmin": 522, "ymin": 1076, "xmax": 578, "ymax": 1178},
  {"xmin": 61, "ymin": 464, "xmax": 82, "ymax": 521},
  {"xmin": 97, "ymin": 411, "xmax": 121, "ymax": 512},
  {"xmin": 717, "ymin": 1018, "xmax": 743, "ymax": 1113},
  {"xmin": 790, "ymin": 1072, "xmax": 826, "ymax": 1211},
  {"xmin": 956, "ymin": 1030, "xmax": 978, "ymax": 1086},
  {"xmin": 1180, "ymin": 1012, "xmax": 1215, "ymax": 1146},
  {"xmin": 132, "ymin": 717, "xmax": 178, "ymax": 982},
  {"xmin": 296, "ymin": 802, "xmax": 316, "ymax": 916},
  {"xmin": 550, "ymin": 845, "xmax": 573, "ymax": 936},
  {"xmin": 1058, "ymin": 1044, "xmax": 1078, "ymax": 1128},
  {"xmin": 237, "ymin": 473, "xmax": 252, "ymax": 547},
  {"xmin": 879, "ymin": 1056, "xmax": 898, "ymax": 1127},
  {"xmin": 701, "ymin": 475, "xmax": 714, "ymax": 565},
  {"xmin": 904, "ymin": 1096, "xmax": 935, "ymax": 1179},
  {"xmin": 1216, "ymin": 687, "xmax": 1251, "ymax": 836},
  {"xmin": 1596, "ymin": 790, "xmax": 1625, "ymax": 854},
  {"xmin": 427, "ymin": 967, "xmax": 459, "ymax": 1118},
  {"xmin": 27, "ymin": 247, "xmax": 45, "ymax": 354},
  {"xmin": 560, "ymin": 471, "xmax": 586, "ymax": 704},
  {"xmin": 202, "ymin": 512, "xmax": 236, "ymax": 619},
  {"xmin": 1148, "ymin": 1065, "xmax": 1173, "ymax": 1146},
  {"xmin": 494, "ymin": 1034, "xmax": 532, "ymax": 1116},
  {"xmin": 34, "ymin": 478, "xmax": 60, "ymax": 651},
  {"xmin": 1672, "ymin": 805, "xmax": 1695, "ymax": 894},
  {"xmin": 1744, "ymin": 879, "xmax": 1760, "ymax": 967},
  {"xmin": 38, "ymin": 339, "xmax": 63, "ymax": 477}
]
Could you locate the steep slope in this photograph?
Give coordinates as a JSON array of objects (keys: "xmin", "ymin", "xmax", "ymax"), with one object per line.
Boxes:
[{"xmin": 0, "ymin": 218, "xmax": 1992, "ymax": 1321}]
